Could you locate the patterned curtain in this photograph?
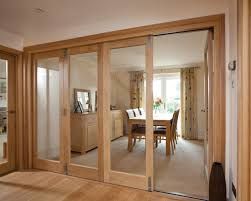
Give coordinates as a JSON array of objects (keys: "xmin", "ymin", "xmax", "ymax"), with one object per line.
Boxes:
[
  {"xmin": 181, "ymin": 68, "xmax": 198, "ymax": 139},
  {"xmin": 130, "ymin": 71, "xmax": 144, "ymax": 108}
]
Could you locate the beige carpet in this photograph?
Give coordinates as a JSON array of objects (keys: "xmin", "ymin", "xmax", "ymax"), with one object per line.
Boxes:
[{"xmin": 71, "ymin": 136, "xmax": 208, "ymax": 198}]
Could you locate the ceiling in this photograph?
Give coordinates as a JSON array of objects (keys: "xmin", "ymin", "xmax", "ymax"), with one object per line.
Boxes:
[
  {"xmin": 71, "ymin": 31, "xmax": 208, "ymax": 69},
  {"xmin": 0, "ymin": 0, "xmax": 226, "ymax": 46}
]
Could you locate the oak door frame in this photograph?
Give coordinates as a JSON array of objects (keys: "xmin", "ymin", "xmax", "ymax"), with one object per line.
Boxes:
[
  {"xmin": 0, "ymin": 52, "xmax": 16, "ymax": 174},
  {"xmin": 64, "ymin": 44, "xmax": 99, "ymax": 181},
  {"xmin": 237, "ymin": 0, "xmax": 251, "ymax": 201},
  {"xmin": 32, "ymin": 50, "xmax": 65, "ymax": 173},
  {"xmin": 101, "ymin": 36, "xmax": 153, "ymax": 190},
  {"xmin": 0, "ymin": 45, "xmax": 22, "ymax": 173}
]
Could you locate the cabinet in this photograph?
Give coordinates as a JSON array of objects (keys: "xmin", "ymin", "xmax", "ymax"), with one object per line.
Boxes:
[
  {"xmin": 111, "ymin": 110, "xmax": 123, "ymax": 140},
  {"xmin": 71, "ymin": 110, "xmax": 123, "ymax": 154}
]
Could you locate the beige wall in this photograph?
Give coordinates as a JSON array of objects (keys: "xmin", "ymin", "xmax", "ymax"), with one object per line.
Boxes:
[
  {"xmin": 111, "ymin": 71, "xmax": 131, "ymax": 134},
  {"xmin": 70, "ymin": 58, "xmax": 97, "ymax": 112}
]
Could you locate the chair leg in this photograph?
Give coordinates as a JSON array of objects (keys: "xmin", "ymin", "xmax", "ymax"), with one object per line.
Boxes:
[
  {"xmin": 155, "ymin": 136, "xmax": 158, "ymax": 148},
  {"xmin": 171, "ymin": 140, "xmax": 174, "ymax": 154},
  {"xmin": 133, "ymin": 137, "xmax": 136, "ymax": 146},
  {"xmin": 158, "ymin": 136, "xmax": 161, "ymax": 143}
]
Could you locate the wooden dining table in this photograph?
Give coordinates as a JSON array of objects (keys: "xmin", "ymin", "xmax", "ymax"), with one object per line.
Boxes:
[{"xmin": 127, "ymin": 113, "xmax": 172, "ymax": 156}]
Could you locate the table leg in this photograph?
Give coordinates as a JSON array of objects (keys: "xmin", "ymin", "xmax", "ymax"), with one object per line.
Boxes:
[
  {"xmin": 166, "ymin": 123, "xmax": 171, "ymax": 156},
  {"xmin": 128, "ymin": 123, "xmax": 133, "ymax": 152}
]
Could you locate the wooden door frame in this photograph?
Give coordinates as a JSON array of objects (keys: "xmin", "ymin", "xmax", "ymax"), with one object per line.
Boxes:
[
  {"xmin": 24, "ymin": 14, "xmax": 226, "ymax": 197},
  {"xmin": 101, "ymin": 36, "xmax": 153, "ymax": 190},
  {"xmin": 32, "ymin": 50, "xmax": 65, "ymax": 173},
  {"xmin": 0, "ymin": 45, "xmax": 22, "ymax": 173},
  {"xmin": 237, "ymin": 0, "xmax": 251, "ymax": 200},
  {"xmin": 64, "ymin": 44, "xmax": 99, "ymax": 181}
]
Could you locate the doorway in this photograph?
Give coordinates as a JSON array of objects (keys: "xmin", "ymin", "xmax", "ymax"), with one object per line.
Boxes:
[{"xmin": 153, "ymin": 31, "xmax": 210, "ymax": 199}]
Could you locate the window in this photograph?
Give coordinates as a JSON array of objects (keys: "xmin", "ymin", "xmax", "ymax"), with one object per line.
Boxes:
[{"xmin": 153, "ymin": 72, "xmax": 181, "ymax": 133}]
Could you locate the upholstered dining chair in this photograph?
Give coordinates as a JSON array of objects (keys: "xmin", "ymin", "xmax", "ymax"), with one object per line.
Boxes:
[
  {"xmin": 153, "ymin": 110, "xmax": 179, "ymax": 153},
  {"xmin": 126, "ymin": 109, "xmax": 135, "ymax": 119},
  {"xmin": 126, "ymin": 109, "xmax": 146, "ymax": 148}
]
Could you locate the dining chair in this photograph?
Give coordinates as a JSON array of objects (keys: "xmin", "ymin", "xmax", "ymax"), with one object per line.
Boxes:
[
  {"xmin": 171, "ymin": 110, "xmax": 179, "ymax": 149},
  {"xmin": 133, "ymin": 108, "xmax": 145, "ymax": 141},
  {"xmin": 126, "ymin": 109, "xmax": 135, "ymax": 118},
  {"xmin": 126, "ymin": 109, "xmax": 146, "ymax": 149},
  {"xmin": 138, "ymin": 108, "xmax": 145, "ymax": 116},
  {"xmin": 133, "ymin": 108, "xmax": 141, "ymax": 117},
  {"xmin": 153, "ymin": 110, "xmax": 179, "ymax": 153}
]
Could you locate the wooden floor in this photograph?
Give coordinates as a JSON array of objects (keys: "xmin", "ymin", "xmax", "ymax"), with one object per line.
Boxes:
[{"xmin": 0, "ymin": 171, "xmax": 201, "ymax": 201}]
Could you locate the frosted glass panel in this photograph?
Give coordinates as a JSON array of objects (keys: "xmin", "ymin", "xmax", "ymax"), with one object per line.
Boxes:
[
  {"xmin": 37, "ymin": 57, "xmax": 60, "ymax": 161},
  {"xmin": 0, "ymin": 59, "xmax": 7, "ymax": 163}
]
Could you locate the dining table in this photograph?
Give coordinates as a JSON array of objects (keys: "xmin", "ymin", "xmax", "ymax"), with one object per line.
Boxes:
[{"xmin": 127, "ymin": 113, "xmax": 173, "ymax": 156}]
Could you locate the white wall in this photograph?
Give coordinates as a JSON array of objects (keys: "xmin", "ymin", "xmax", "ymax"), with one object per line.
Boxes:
[{"xmin": 0, "ymin": 28, "xmax": 23, "ymax": 51}]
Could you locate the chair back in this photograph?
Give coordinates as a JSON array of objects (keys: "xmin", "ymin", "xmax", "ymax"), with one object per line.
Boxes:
[
  {"xmin": 138, "ymin": 108, "xmax": 145, "ymax": 116},
  {"xmin": 171, "ymin": 109, "xmax": 179, "ymax": 137},
  {"xmin": 133, "ymin": 108, "xmax": 141, "ymax": 117},
  {"xmin": 126, "ymin": 109, "xmax": 135, "ymax": 119}
]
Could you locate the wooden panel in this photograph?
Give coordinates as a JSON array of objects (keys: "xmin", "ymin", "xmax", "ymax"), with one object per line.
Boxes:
[
  {"xmin": 68, "ymin": 164, "xmax": 99, "ymax": 181},
  {"xmin": 16, "ymin": 54, "xmax": 24, "ymax": 170},
  {"xmin": 206, "ymin": 31, "xmax": 214, "ymax": 175},
  {"xmin": 99, "ymin": 43, "xmax": 110, "ymax": 182},
  {"xmin": 107, "ymin": 37, "xmax": 147, "ymax": 49},
  {"xmin": 68, "ymin": 44, "xmax": 98, "ymax": 55},
  {"xmin": 86, "ymin": 124, "xmax": 98, "ymax": 150},
  {"xmin": 145, "ymin": 36, "xmax": 154, "ymax": 191},
  {"xmin": 0, "ymin": 52, "xmax": 17, "ymax": 175},
  {"xmin": 33, "ymin": 158, "xmax": 64, "ymax": 173},
  {"xmin": 114, "ymin": 119, "xmax": 123, "ymax": 139},
  {"xmin": 237, "ymin": 0, "xmax": 251, "ymax": 201},
  {"xmin": 109, "ymin": 171, "xmax": 147, "ymax": 190}
]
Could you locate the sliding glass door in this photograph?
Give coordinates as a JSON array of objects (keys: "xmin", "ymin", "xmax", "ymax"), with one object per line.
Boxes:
[
  {"xmin": 32, "ymin": 37, "xmax": 155, "ymax": 190},
  {"xmin": 33, "ymin": 50, "xmax": 65, "ymax": 173},
  {"xmin": 65, "ymin": 45, "xmax": 100, "ymax": 180},
  {"xmin": 103, "ymin": 37, "xmax": 154, "ymax": 190},
  {"xmin": 0, "ymin": 52, "xmax": 16, "ymax": 175}
]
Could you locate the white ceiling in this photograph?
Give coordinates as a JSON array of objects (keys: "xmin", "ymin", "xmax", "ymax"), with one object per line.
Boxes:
[
  {"xmin": 71, "ymin": 31, "xmax": 208, "ymax": 69},
  {"xmin": 0, "ymin": 0, "xmax": 227, "ymax": 46}
]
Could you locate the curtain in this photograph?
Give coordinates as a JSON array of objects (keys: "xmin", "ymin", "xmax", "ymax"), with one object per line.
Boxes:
[
  {"xmin": 130, "ymin": 71, "xmax": 144, "ymax": 108},
  {"xmin": 181, "ymin": 68, "xmax": 198, "ymax": 139}
]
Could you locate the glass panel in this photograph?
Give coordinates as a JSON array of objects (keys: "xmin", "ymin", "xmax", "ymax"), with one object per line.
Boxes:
[
  {"xmin": 153, "ymin": 32, "xmax": 209, "ymax": 198},
  {"xmin": 70, "ymin": 52, "xmax": 98, "ymax": 168},
  {"xmin": 37, "ymin": 57, "xmax": 60, "ymax": 161},
  {"xmin": 0, "ymin": 59, "xmax": 7, "ymax": 163},
  {"xmin": 110, "ymin": 45, "xmax": 146, "ymax": 175}
]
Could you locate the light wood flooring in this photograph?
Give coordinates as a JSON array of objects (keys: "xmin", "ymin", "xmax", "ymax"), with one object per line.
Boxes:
[{"xmin": 0, "ymin": 171, "xmax": 201, "ymax": 201}]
